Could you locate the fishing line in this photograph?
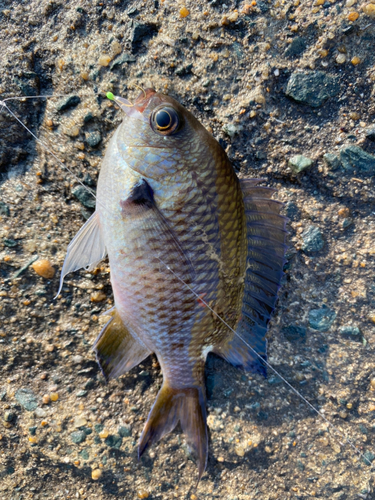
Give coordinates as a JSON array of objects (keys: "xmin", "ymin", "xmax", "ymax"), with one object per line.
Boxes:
[
  {"xmin": 0, "ymin": 97, "xmax": 98, "ymax": 201},
  {"xmin": 156, "ymin": 256, "xmax": 374, "ymax": 469}
]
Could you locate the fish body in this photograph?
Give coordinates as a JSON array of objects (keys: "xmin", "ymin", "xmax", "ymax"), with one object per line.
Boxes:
[{"xmin": 59, "ymin": 89, "xmax": 287, "ymax": 478}]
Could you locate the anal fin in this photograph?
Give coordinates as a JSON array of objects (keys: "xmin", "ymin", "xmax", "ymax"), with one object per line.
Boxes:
[{"xmin": 93, "ymin": 310, "xmax": 152, "ymax": 380}]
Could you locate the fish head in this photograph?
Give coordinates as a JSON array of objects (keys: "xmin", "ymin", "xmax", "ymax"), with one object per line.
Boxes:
[{"xmin": 115, "ymin": 88, "xmax": 218, "ymax": 182}]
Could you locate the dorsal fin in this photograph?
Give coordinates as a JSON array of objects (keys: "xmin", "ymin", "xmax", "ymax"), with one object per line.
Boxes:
[
  {"xmin": 55, "ymin": 211, "xmax": 107, "ymax": 297},
  {"xmin": 214, "ymin": 180, "xmax": 288, "ymax": 375}
]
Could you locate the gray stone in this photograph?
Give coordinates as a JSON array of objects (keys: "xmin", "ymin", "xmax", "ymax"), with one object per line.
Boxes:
[
  {"xmin": 72, "ymin": 355, "xmax": 84, "ymax": 364},
  {"xmin": 282, "ymin": 325, "xmax": 306, "ymax": 342},
  {"xmin": 56, "ymin": 95, "xmax": 81, "ymax": 112},
  {"xmin": 15, "ymin": 388, "xmax": 38, "ymax": 411},
  {"xmin": 0, "ymin": 202, "xmax": 10, "ymax": 216},
  {"xmin": 284, "ymin": 37, "xmax": 306, "ymax": 58},
  {"xmin": 362, "ymin": 451, "xmax": 375, "ymax": 465},
  {"xmin": 342, "ymin": 218, "xmax": 353, "ymax": 229},
  {"xmin": 110, "ymin": 52, "xmax": 136, "ymax": 70},
  {"xmin": 339, "ymin": 325, "xmax": 360, "ymax": 337},
  {"xmin": 365, "ymin": 126, "xmax": 375, "ymax": 142},
  {"xmin": 70, "ymin": 430, "xmax": 86, "ymax": 444},
  {"xmin": 301, "ymin": 225, "xmax": 324, "ymax": 253},
  {"xmin": 309, "ymin": 306, "xmax": 336, "ymax": 331},
  {"xmin": 130, "ymin": 22, "xmax": 158, "ymax": 51},
  {"xmin": 79, "ymin": 449, "xmax": 90, "ymax": 460},
  {"xmin": 3, "ymin": 238, "xmax": 17, "ymax": 248},
  {"xmin": 34, "ymin": 407, "xmax": 47, "ymax": 417},
  {"xmin": 118, "ymin": 425, "xmax": 132, "ymax": 437},
  {"xmin": 257, "ymin": 0, "xmax": 269, "ymax": 13},
  {"xmin": 339, "ymin": 145, "xmax": 375, "ymax": 173},
  {"xmin": 83, "ymin": 112, "xmax": 94, "ymax": 123},
  {"xmin": 223, "ymin": 123, "xmax": 242, "ymax": 138},
  {"xmin": 289, "ymin": 154, "xmax": 313, "ymax": 174},
  {"xmin": 286, "ymin": 71, "xmax": 340, "ymax": 108},
  {"xmin": 104, "ymin": 434, "xmax": 122, "ymax": 449},
  {"xmin": 284, "ymin": 202, "xmax": 300, "ymax": 221},
  {"xmin": 85, "ymin": 131, "xmax": 102, "ymax": 148},
  {"xmin": 175, "ymin": 64, "xmax": 193, "ymax": 77},
  {"xmin": 323, "ymin": 153, "xmax": 341, "ymax": 170},
  {"xmin": 4, "ymin": 411, "xmax": 16, "ymax": 423},
  {"xmin": 76, "ymin": 390, "xmax": 88, "ymax": 397},
  {"xmin": 71, "ymin": 185, "xmax": 95, "ymax": 209}
]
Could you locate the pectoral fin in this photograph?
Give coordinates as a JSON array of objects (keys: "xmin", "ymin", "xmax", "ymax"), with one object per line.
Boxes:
[
  {"xmin": 93, "ymin": 309, "xmax": 151, "ymax": 380},
  {"xmin": 56, "ymin": 211, "xmax": 107, "ymax": 297}
]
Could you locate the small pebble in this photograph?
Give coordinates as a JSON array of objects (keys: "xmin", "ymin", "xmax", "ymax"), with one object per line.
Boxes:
[
  {"xmin": 348, "ymin": 12, "xmax": 359, "ymax": 21},
  {"xmin": 136, "ymin": 489, "xmax": 149, "ymax": 499},
  {"xmin": 338, "ymin": 208, "xmax": 350, "ymax": 217},
  {"xmin": 90, "ymin": 291, "xmax": 107, "ymax": 302},
  {"xmin": 179, "ymin": 7, "xmax": 189, "ymax": 17},
  {"xmin": 235, "ymin": 445, "xmax": 245, "ymax": 457},
  {"xmin": 336, "ymin": 53, "xmax": 346, "ymax": 64},
  {"xmin": 91, "ymin": 468, "xmax": 102, "ymax": 481},
  {"xmin": 31, "ymin": 260, "xmax": 55, "ymax": 279},
  {"xmin": 323, "ymin": 153, "xmax": 341, "ymax": 170},
  {"xmin": 288, "ymin": 154, "xmax": 313, "ymax": 174},
  {"xmin": 363, "ymin": 3, "xmax": 375, "ymax": 18},
  {"xmin": 309, "ymin": 306, "xmax": 336, "ymax": 331},
  {"xmin": 99, "ymin": 429, "xmax": 109, "ymax": 439},
  {"xmin": 50, "ymin": 392, "xmax": 59, "ymax": 402},
  {"xmin": 71, "ymin": 430, "xmax": 86, "ymax": 444},
  {"xmin": 98, "ymin": 55, "xmax": 111, "ymax": 66},
  {"xmin": 301, "ymin": 225, "xmax": 324, "ymax": 253},
  {"xmin": 42, "ymin": 395, "xmax": 50, "ymax": 405},
  {"xmin": 351, "ymin": 56, "xmax": 361, "ymax": 65},
  {"xmin": 15, "ymin": 388, "xmax": 38, "ymax": 411},
  {"xmin": 74, "ymin": 416, "xmax": 87, "ymax": 428}
]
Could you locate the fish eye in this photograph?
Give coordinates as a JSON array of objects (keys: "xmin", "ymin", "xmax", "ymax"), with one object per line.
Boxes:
[{"xmin": 151, "ymin": 107, "xmax": 180, "ymax": 135}]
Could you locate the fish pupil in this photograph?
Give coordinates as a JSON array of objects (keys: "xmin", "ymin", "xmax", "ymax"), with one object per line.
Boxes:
[{"xmin": 155, "ymin": 110, "xmax": 172, "ymax": 130}]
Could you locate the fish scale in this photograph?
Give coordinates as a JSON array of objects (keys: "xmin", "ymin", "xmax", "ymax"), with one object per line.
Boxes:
[{"xmin": 59, "ymin": 88, "xmax": 287, "ymax": 479}]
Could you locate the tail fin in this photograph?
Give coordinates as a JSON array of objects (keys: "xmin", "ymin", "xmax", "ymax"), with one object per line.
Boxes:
[{"xmin": 138, "ymin": 383, "xmax": 208, "ymax": 480}]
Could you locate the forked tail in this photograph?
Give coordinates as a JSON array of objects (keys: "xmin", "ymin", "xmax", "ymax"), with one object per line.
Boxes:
[{"xmin": 138, "ymin": 383, "xmax": 208, "ymax": 480}]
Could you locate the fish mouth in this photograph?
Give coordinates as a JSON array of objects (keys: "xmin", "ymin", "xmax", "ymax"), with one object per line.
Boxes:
[
  {"xmin": 113, "ymin": 88, "xmax": 161, "ymax": 121},
  {"xmin": 133, "ymin": 88, "xmax": 157, "ymax": 111}
]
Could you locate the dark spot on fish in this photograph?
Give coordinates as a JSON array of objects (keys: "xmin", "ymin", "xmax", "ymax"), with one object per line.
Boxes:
[{"xmin": 120, "ymin": 179, "xmax": 154, "ymax": 213}]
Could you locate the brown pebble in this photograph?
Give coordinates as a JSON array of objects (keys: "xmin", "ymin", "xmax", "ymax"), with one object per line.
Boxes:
[
  {"xmin": 363, "ymin": 3, "xmax": 375, "ymax": 18},
  {"xmin": 32, "ymin": 260, "xmax": 56, "ymax": 279},
  {"xmin": 98, "ymin": 55, "xmax": 111, "ymax": 66},
  {"xmin": 50, "ymin": 392, "xmax": 59, "ymax": 402},
  {"xmin": 91, "ymin": 468, "xmax": 102, "ymax": 480},
  {"xmin": 338, "ymin": 208, "xmax": 350, "ymax": 217},
  {"xmin": 42, "ymin": 395, "xmax": 50, "ymax": 405},
  {"xmin": 90, "ymin": 291, "xmax": 107, "ymax": 302}
]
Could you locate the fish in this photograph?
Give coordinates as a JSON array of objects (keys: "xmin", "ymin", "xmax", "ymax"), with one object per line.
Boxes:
[{"xmin": 53, "ymin": 88, "xmax": 287, "ymax": 479}]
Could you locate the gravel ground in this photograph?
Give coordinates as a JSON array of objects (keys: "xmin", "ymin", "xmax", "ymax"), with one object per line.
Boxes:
[{"xmin": 1, "ymin": 0, "xmax": 375, "ymax": 499}]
